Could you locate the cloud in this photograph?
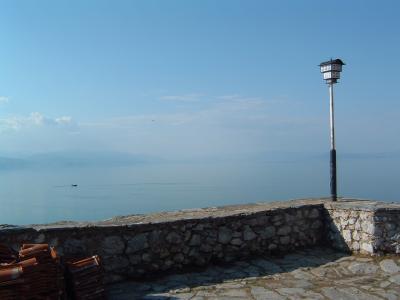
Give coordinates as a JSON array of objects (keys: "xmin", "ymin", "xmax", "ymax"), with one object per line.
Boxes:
[
  {"xmin": 83, "ymin": 93, "xmax": 297, "ymax": 132},
  {"xmin": 55, "ymin": 116, "xmax": 73, "ymax": 125},
  {"xmin": 82, "ymin": 113, "xmax": 195, "ymax": 129},
  {"xmin": 0, "ymin": 112, "xmax": 74, "ymax": 132},
  {"xmin": 216, "ymin": 95, "xmax": 240, "ymax": 101},
  {"xmin": 160, "ymin": 93, "xmax": 269, "ymax": 106},
  {"xmin": 216, "ymin": 94, "xmax": 269, "ymax": 106},
  {"xmin": 30, "ymin": 112, "xmax": 45, "ymax": 125},
  {"xmin": 0, "ymin": 96, "xmax": 9, "ymax": 104},
  {"xmin": 160, "ymin": 93, "xmax": 203, "ymax": 102},
  {"xmin": 0, "ymin": 93, "xmax": 322, "ymax": 157},
  {"xmin": 82, "ymin": 92, "xmax": 316, "ymax": 139}
]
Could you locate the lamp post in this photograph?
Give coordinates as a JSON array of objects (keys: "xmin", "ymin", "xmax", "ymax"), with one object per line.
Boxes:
[{"xmin": 319, "ymin": 58, "xmax": 345, "ymax": 201}]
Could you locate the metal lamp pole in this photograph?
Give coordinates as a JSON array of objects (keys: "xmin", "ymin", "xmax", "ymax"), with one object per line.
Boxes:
[
  {"xmin": 329, "ymin": 83, "xmax": 337, "ymax": 201},
  {"xmin": 319, "ymin": 58, "xmax": 345, "ymax": 201}
]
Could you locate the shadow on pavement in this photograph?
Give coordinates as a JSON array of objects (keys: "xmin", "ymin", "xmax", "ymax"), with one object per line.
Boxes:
[{"xmin": 108, "ymin": 246, "xmax": 349, "ymax": 299}]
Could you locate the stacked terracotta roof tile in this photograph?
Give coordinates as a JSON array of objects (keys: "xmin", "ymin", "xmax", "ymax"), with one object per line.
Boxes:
[
  {"xmin": 0, "ymin": 244, "xmax": 17, "ymax": 264},
  {"xmin": 0, "ymin": 263, "xmax": 23, "ymax": 299},
  {"xmin": 0, "ymin": 243, "xmax": 65, "ymax": 299},
  {"xmin": 66, "ymin": 255, "xmax": 105, "ymax": 300},
  {"xmin": 0, "ymin": 244, "xmax": 20, "ymax": 299},
  {"xmin": 0, "ymin": 243, "xmax": 105, "ymax": 299},
  {"xmin": 19, "ymin": 244, "xmax": 65, "ymax": 299}
]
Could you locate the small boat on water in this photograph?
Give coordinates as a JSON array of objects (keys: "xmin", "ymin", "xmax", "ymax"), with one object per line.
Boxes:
[{"xmin": 71, "ymin": 184, "xmax": 78, "ymax": 187}]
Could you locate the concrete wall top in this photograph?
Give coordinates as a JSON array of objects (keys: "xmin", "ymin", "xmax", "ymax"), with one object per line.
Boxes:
[
  {"xmin": 324, "ymin": 198, "xmax": 400, "ymax": 212},
  {"xmin": 1, "ymin": 198, "xmax": 328, "ymax": 232},
  {"xmin": 1, "ymin": 198, "xmax": 400, "ymax": 233}
]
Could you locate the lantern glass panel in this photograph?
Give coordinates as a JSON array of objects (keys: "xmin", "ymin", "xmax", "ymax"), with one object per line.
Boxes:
[
  {"xmin": 332, "ymin": 71, "xmax": 340, "ymax": 79},
  {"xmin": 332, "ymin": 64, "xmax": 342, "ymax": 71}
]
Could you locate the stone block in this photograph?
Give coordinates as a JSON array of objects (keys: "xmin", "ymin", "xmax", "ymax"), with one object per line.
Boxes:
[
  {"xmin": 102, "ymin": 236, "xmax": 125, "ymax": 255},
  {"xmin": 355, "ymin": 221, "xmax": 361, "ymax": 231},
  {"xmin": 189, "ymin": 234, "xmax": 201, "ymax": 246},
  {"xmin": 256, "ymin": 215, "xmax": 269, "ymax": 225},
  {"xmin": 380, "ymin": 259, "xmax": 400, "ymax": 274},
  {"xmin": 218, "ymin": 227, "xmax": 233, "ymax": 244},
  {"xmin": 311, "ymin": 220, "xmax": 322, "ymax": 229},
  {"xmin": 348, "ymin": 217, "xmax": 356, "ymax": 225},
  {"xmin": 200, "ymin": 243, "xmax": 213, "ymax": 252},
  {"xmin": 352, "ymin": 230, "xmax": 361, "ymax": 241},
  {"xmin": 308, "ymin": 208, "xmax": 320, "ymax": 219},
  {"xmin": 348, "ymin": 262, "xmax": 379, "ymax": 274},
  {"xmin": 280, "ymin": 236, "xmax": 290, "ymax": 245},
  {"xmin": 64, "ymin": 238, "xmax": 87, "ymax": 255},
  {"xmin": 103, "ymin": 256, "xmax": 129, "ymax": 271},
  {"xmin": 243, "ymin": 226, "xmax": 257, "ymax": 241},
  {"xmin": 142, "ymin": 253, "xmax": 152, "ymax": 262},
  {"xmin": 230, "ymin": 238, "xmax": 243, "ymax": 246},
  {"xmin": 385, "ymin": 223, "xmax": 396, "ymax": 231},
  {"xmin": 232, "ymin": 231, "xmax": 242, "ymax": 238},
  {"xmin": 342, "ymin": 230, "xmax": 352, "ymax": 243},
  {"xmin": 361, "ymin": 242, "xmax": 374, "ymax": 254},
  {"xmin": 361, "ymin": 221, "xmax": 375, "ymax": 235},
  {"xmin": 173, "ymin": 253, "xmax": 184, "ymax": 263},
  {"xmin": 277, "ymin": 226, "xmax": 291, "ymax": 236},
  {"xmin": 284, "ymin": 213, "xmax": 295, "ymax": 223},
  {"xmin": 129, "ymin": 254, "xmax": 141, "ymax": 265},
  {"xmin": 166, "ymin": 232, "xmax": 182, "ymax": 244},
  {"xmin": 272, "ymin": 214, "xmax": 282, "ymax": 222},
  {"xmin": 352, "ymin": 241, "xmax": 360, "ymax": 251},
  {"xmin": 244, "ymin": 218, "xmax": 258, "ymax": 226},
  {"xmin": 126, "ymin": 233, "xmax": 149, "ymax": 254}
]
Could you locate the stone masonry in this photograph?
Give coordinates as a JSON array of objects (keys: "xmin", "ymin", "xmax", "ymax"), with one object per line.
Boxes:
[
  {"xmin": 325, "ymin": 199, "xmax": 400, "ymax": 255},
  {"xmin": 0, "ymin": 198, "xmax": 399, "ymax": 284}
]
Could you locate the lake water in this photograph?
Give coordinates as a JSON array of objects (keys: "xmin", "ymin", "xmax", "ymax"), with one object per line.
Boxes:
[{"xmin": 1, "ymin": 158, "xmax": 399, "ymax": 225}]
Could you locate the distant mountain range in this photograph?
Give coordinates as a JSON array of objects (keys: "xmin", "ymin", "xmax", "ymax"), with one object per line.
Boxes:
[
  {"xmin": 0, "ymin": 150, "xmax": 398, "ymax": 171},
  {"xmin": 0, "ymin": 151, "xmax": 162, "ymax": 170}
]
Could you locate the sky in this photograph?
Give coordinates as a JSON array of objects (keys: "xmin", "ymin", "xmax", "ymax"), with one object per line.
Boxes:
[{"xmin": 0, "ymin": 0, "xmax": 399, "ymax": 161}]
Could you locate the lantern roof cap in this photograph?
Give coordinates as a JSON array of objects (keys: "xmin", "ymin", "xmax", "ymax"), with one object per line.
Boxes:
[{"xmin": 319, "ymin": 58, "xmax": 345, "ymax": 67}]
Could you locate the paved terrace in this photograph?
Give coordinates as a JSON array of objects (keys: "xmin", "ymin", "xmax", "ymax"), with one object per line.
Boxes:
[{"xmin": 109, "ymin": 247, "xmax": 400, "ymax": 300}]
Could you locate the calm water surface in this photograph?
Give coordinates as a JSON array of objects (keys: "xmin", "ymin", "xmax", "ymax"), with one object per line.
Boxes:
[{"xmin": 1, "ymin": 159, "xmax": 398, "ymax": 225}]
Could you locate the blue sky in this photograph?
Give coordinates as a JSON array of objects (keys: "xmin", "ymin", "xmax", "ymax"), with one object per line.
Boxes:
[{"xmin": 0, "ymin": 0, "xmax": 399, "ymax": 160}]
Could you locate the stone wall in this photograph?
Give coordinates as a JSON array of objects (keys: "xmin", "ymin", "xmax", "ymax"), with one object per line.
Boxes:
[
  {"xmin": 324, "ymin": 205, "xmax": 375, "ymax": 253},
  {"xmin": 0, "ymin": 198, "xmax": 399, "ymax": 283},
  {"xmin": 324, "ymin": 199, "xmax": 400, "ymax": 255},
  {"xmin": 0, "ymin": 200, "xmax": 325, "ymax": 283},
  {"xmin": 374, "ymin": 209, "xmax": 400, "ymax": 253}
]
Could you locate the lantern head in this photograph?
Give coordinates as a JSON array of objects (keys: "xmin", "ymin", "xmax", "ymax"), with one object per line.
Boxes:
[{"xmin": 320, "ymin": 58, "xmax": 345, "ymax": 84}]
